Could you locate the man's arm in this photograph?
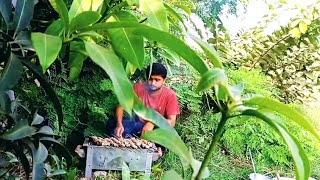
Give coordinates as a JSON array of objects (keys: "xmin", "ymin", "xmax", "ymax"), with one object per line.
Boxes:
[
  {"xmin": 167, "ymin": 114, "xmax": 177, "ymax": 127},
  {"xmin": 114, "ymin": 106, "xmax": 124, "ymax": 137}
]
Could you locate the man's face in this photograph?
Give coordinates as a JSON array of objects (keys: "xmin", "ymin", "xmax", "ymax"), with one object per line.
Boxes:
[{"xmin": 147, "ymin": 75, "xmax": 165, "ymax": 92}]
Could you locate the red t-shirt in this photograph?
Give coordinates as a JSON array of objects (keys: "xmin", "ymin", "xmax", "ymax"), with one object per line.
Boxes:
[{"xmin": 133, "ymin": 82, "xmax": 180, "ymax": 118}]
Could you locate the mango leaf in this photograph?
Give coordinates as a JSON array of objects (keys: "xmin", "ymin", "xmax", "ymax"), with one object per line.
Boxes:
[
  {"xmin": 0, "ymin": 93, "xmax": 11, "ymax": 114},
  {"xmin": 85, "ymin": 42, "xmax": 135, "ymax": 114},
  {"xmin": 81, "ymin": 22, "xmax": 209, "ymax": 74},
  {"xmin": 31, "ymin": 32, "xmax": 62, "ymax": 73},
  {"xmin": 141, "ymin": 128, "xmax": 192, "ymax": 168},
  {"xmin": 68, "ymin": 41, "xmax": 87, "ymax": 81},
  {"xmin": 37, "ymin": 126, "xmax": 54, "ymax": 135},
  {"xmin": 31, "ymin": 113, "xmax": 44, "ymax": 125},
  {"xmin": 69, "ymin": 11, "xmax": 101, "ymax": 33},
  {"xmin": 45, "ymin": 19, "xmax": 64, "ymax": 36},
  {"xmin": 175, "ymin": 4, "xmax": 191, "ymax": 15},
  {"xmin": 125, "ymin": 62, "xmax": 137, "ymax": 77},
  {"xmin": 242, "ymin": 109, "xmax": 310, "ymax": 180},
  {"xmin": 13, "ymin": 0, "xmax": 34, "ymax": 35},
  {"xmin": 191, "ymin": 158, "xmax": 210, "ymax": 179},
  {"xmin": 0, "ymin": 0, "xmax": 13, "ymax": 27},
  {"xmin": 298, "ymin": 21, "xmax": 308, "ymax": 34},
  {"xmin": 122, "ymin": 162, "xmax": 130, "ymax": 180},
  {"xmin": 34, "ymin": 142, "xmax": 48, "ymax": 164},
  {"xmin": 26, "ymin": 141, "xmax": 47, "ymax": 180},
  {"xmin": 106, "ymin": 11, "xmax": 145, "ymax": 68},
  {"xmin": 140, "ymin": 0, "xmax": 169, "ymax": 31},
  {"xmin": 0, "ymin": 53, "xmax": 23, "ymax": 93},
  {"xmin": 163, "ymin": 3, "xmax": 186, "ymax": 30},
  {"xmin": 68, "ymin": 0, "xmax": 104, "ymax": 21},
  {"xmin": 126, "ymin": 0, "xmax": 138, "ymax": 6},
  {"xmin": 243, "ymin": 96, "xmax": 320, "ymax": 141},
  {"xmin": 48, "ymin": 0, "xmax": 69, "ymax": 33},
  {"xmin": 163, "ymin": 170, "xmax": 183, "ymax": 180},
  {"xmin": 158, "ymin": 47, "xmax": 180, "ymax": 66},
  {"xmin": 0, "ymin": 119, "xmax": 36, "ymax": 140},
  {"xmin": 188, "ymin": 33, "xmax": 223, "ymax": 69},
  {"xmin": 40, "ymin": 137, "xmax": 72, "ymax": 168},
  {"xmin": 196, "ymin": 68, "xmax": 227, "ymax": 93},
  {"xmin": 21, "ymin": 60, "xmax": 63, "ymax": 129},
  {"xmin": 133, "ymin": 102, "xmax": 175, "ymax": 132}
]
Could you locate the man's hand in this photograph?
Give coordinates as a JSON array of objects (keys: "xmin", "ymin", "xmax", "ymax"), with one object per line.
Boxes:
[
  {"xmin": 141, "ymin": 122, "xmax": 155, "ymax": 134},
  {"xmin": 115, "ymin": 124, "xmax": 124, "ymax": 137}
]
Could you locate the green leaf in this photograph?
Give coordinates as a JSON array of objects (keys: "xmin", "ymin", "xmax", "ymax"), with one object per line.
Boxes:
[
  {"xmin": 85, "ymin": 42, "xmax": 135, "ymax": 114},
  {"xmin": 0, "ymin": 53, "xmax": 23, "ymax": 93},
  {"xmin": 191, "ymin": 158, "xmax": 210, "ymax": 179},
  {"xmin": 21, "ymin": 60, "xmax": 63, "ymax": 129},
  {"xmin": 196, "ymin": 68, "xmax": 227, "ymax": 93},
  {"xmin": 125, "ymin": 62, "xmax": 137, "ymax": 77},
  {"xmin": 106, "ymin": 11, "xmax": 145, "ymax": 68},
  {"xmin": 80, "ymin": 22, "xmax": 209, "ymax": 74},
  {"xmin": 141, "ymin": 128, "xmax": 192, "ymax": 166},
  {"xmin": 140, "ymin": 0, "xmax": 169, "ymax": 31},
  {"xmin": 242, "ymin": 109, "xmax": 310, "ymax": 180},
  {"xmin": 0, "ymin": 119, "xmax": 36, "ymax": 140},
  {"xmin": 31, "ymin": 32, "xmax": 62, "ymax": 73},
  {"xmin": 0, "ymin": 93, "xmax": 11, "ymax": 114},
  {"xmin": 31, "ymin": 113, "xmax": 44, "ymax": 125},
  {"xmin": 158, "ymin": 47, "xmax": 180, "ymax": 66},
  {"xmin": 163, "ymin": 3, "xmax": 186, "ymax": 30},
  {"xmin": 163, "ymin": 170, "xmax": 183, "ymax": 180},
  {"xmin": 45, "ymin": 19, "xmax": 64, "ymax": 36},
  {"xmin": 0, "ymin": 0, "xmax": 13, "ymax": 28},
  {"xmin": 243, "ymin": 96, "xmax": 320, "ymax": 141},
  {"xmin": 188, "ymin": 33, "xmax": 223, "ymax": 69},
  {"xmin": 48, "ymin": 0, "xmax": 69, "ymax": 33},
  {"xmin": 69, "ymin": 11, "xmax": 101, "ymax": 33},
  {"xmin": 68, "ymin": 0, "xmax": 104, "ymax": 21},
  {"xmin": 37, "ymin": 126, "xmax": 54, "ymax": 135},
  {"xmin": 68, "ymin": 41, "xmax": 87, "ymax": 81},
  {"xmin": 290, "ymin": 27, "xmax": 301, "ymax": 38},
  {"xmin": 40, "ymin": 137, "xmax": 72, "ymax": 168},
  {"xmin": 175, "ymin": 4, "xmax": 191, "ymax": 15},
  {"xmin": 122, "ymin": 162, "xmax": 130, "ymax": 180},
  {"xmin": 13, "ymin": 0, "xmax": 34, "ymax": 35},
  {"xmin": 133, "ymin": 102, "xmax": 175, "ymax": 132},
  {"xmin": 298, "ymin": 21, "xmax": 308, "ymax": 34},
  {"xmin": 34, "ymin": 142, "xmax": 48, "ymax": 164}
]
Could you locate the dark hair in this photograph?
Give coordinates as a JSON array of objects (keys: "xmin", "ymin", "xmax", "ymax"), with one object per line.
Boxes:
[{"xmin": 145, "ymin": 63, "xmax": 167, "ymax": 79}]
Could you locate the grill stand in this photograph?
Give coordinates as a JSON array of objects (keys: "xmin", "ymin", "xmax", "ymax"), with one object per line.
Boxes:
[{"xmin": 84, "ymin": 145, "xmax": 156, "ymax": 179}]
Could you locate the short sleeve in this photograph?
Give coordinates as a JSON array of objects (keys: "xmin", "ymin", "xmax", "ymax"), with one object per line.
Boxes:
[{"xmin": 165, "ymin": 91, "xmax": 180, "ymax": 116}]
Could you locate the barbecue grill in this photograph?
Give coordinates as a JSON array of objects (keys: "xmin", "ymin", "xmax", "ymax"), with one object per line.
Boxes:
[{"xmin": 83, "ymin": 136, "xmax": 159, "ymax": 178}]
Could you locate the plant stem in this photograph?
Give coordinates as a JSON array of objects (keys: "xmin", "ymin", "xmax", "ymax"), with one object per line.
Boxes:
[{"xmin": 195, "ymin": 113, "xmax": 228, "ymax": 180}]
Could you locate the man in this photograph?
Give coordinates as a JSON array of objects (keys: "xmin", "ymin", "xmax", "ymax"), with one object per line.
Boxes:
[{"xmin": 108, "ymin": 62, "xmax": 180, "ymax": 139}]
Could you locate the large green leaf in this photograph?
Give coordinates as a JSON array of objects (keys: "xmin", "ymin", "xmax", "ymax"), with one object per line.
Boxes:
[
  {"xmin": 163, "ymin": 3, "xmax": 186, "ymax": 30},
  {"xmin": 45, "ymin": 19, "xmax": 64, "ymax": 36},
  {"xmin": 26, "ymin": 141, "xmax": 47, "ymax": 180},
  {"xmin": 68, "ymin": 0, "xmax": 104, "ymax": 21},
  {"xmin": 69, "ymin": 11, "xmax": 101, "ymax": 33},
  {"xmin": 163, "ymin": 170, "xmax": 183, "ymax": 180},
  {"xmin": 141, "ymin": 128, "xmax": 192, "ymax": 167},
  {"xmin": 121, "ymin": 162, "xmax": 130, "ymax": 180},
  {"xmin": 0, "ymin": 119, "xmax": 36, "ymax": 140},
  {"xmin": 40, "ymin": 137, "xmax": 72, "ymax": 168},
  {"xmin": 133, "ymin": 102, "xmax": 175, "ymax": 132},
  {"xmin": 13, "ymin": 0, "xmax": 34, "ymax": 35},
  {"xmin": 140, "ymin": 0, "xmax": 169, "ymax": 31},
  {"xmin": 21, "ymin": 60, "xmax": 63, "ymax": 129},
  {"xmin": 158, "ymin": 47, "xmax": 180, "ymax": 66},
  {"xmin": 68, "ymin": 41, "xmax": 87, "ymax": 81},
  {"xmin": 85, "ymin": 42, "xmax": 135, "ymax": 114},
  {"xmin": 31, "ymin": 32, "xmax": 62, "ymax": 73},
  {"xmin": 196, "ymin": 68, "xmax": 227, "ymax": 93},
  {"xmin": 80, "ymin": 22, "xmax": 209, "ymax": 74},
  {"xmin": 34, "ymin": 142, "xmax": 48, "ymax": 164},
  {"xmin": 106, "ymin": 11, "xmax": 145, "ymax": 68},
  {"xmin": 243, "ymin": 96, "xmax": 320, "ymax": 141},
  {"xmin": 242, "ymin": 109, "xmax": 310, "ymax": 180},
  {"xmin": 188, "ymin": 33, "xmax": 223, "ymax": 69},
  {"xmin": 0, "ymin": 0, "xmax": 13, "ymax": 28},
  {"xmin": 48, "ymin": 0, "xmax": 69, "ymax": 33},
  {"xmin": 0, "ymin": 53, "xmax": 23, "ymax": 93}
]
